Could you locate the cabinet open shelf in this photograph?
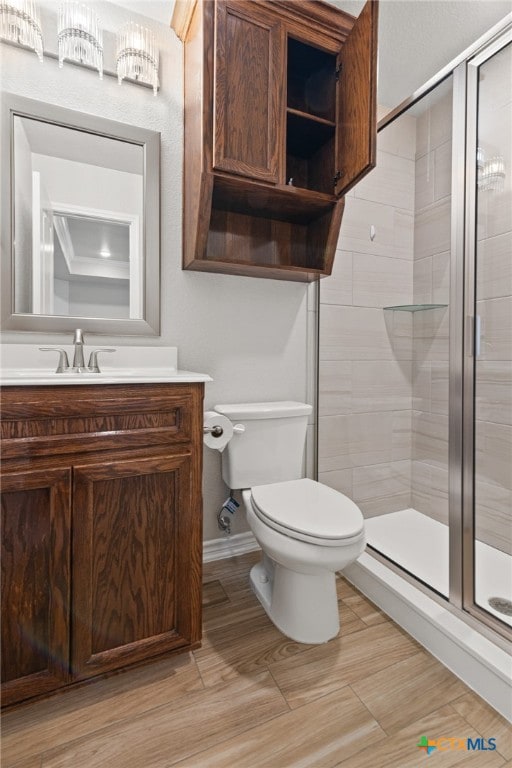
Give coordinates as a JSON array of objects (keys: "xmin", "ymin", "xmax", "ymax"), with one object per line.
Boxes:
[
  {"xmin": 179, "ymin": 0, "xmax": 378, "ymax": 281},
  {"xmin": 191, "ymin": 174, "xmax": 343, "ymax": 281},
  {"xmin": 212, "ymin": 174, "xmax": 335, "ymax": 223},
  {"xmin": 286, "ymin": 111, "xmax": 335, "ymax": 158},
  {"xmin": 286, "ymin": 37, "xmax": 337, "ymax": 196},
  {"xmin": 287, "ymin": 37, "xmax": 336, "ymax": 122},
  {"xmin": 383, "ymin": 304, "xmax": 449, "ymax": 312},
  {"xmin": 286, "ymin": 113, "xmax": 335, "ymax": 194},
  {"xmin": 287, "ymin": 108, "xmax": 335, "ymax": 127}
]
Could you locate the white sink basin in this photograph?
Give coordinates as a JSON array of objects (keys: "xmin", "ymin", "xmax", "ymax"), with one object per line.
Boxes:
[
  {"xmin": 0, "ymin": 368, "xmax": 212, "ymax": 385},
  {"xmin": 5, "ymin": 368, "xmax": 141, "ymax": 378},
  {"xmin": 0, "ymin": 346, "xmax": 212, "ymax": 386}
]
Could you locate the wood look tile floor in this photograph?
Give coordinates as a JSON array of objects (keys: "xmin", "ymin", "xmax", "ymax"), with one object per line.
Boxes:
[{"xmin": 2, "ymin": 551, "xmax": 511, "ymax": 768}]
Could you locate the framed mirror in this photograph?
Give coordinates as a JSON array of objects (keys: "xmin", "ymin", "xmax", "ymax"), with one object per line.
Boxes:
[{"xmin": 1, "ymin": 94, "xmax": 160, "ymax": 335}]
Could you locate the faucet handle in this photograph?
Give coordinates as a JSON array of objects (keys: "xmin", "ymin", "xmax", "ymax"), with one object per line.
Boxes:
[
  {"xmin": 87, "ymin": 348, "xmax": 116, "ymax": 373},
  {"xmin": 39, "ymin": 347, "xmax": 70, "ymax": 374}
]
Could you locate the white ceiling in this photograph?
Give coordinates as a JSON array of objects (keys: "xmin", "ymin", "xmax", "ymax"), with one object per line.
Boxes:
[
  {"xmin": 109, "ymin": 0, "xmax": 511, "ymax": 109},
  {"xmin": 332, "ymin": 0, "xmax": 511, "ymax": 107}
]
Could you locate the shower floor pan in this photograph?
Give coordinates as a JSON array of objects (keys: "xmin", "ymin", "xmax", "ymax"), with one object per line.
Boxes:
[{"xmin": 365, "ymin": 508, "xmax": 512, "ymax": 628}]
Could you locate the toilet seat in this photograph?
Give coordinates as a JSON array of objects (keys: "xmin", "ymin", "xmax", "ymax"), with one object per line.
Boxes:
[{"xmin": 250, "ymin": 478, "xmax": 364, "ymax": 547}]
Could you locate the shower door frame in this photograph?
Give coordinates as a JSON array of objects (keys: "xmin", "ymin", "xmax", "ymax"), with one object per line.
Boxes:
[
  {"xmin": 460, "ymin": 26, "xmax": 512, "ymax": 639},
  {"xmin": 375, "ymin": 16, "xmax": 512, "ymax": 643}
]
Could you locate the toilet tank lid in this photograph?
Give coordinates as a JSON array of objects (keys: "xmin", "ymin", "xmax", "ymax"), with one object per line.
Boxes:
[{"xmin": 215, "ymin": 401, "xmax": 312, "ymax": 420}]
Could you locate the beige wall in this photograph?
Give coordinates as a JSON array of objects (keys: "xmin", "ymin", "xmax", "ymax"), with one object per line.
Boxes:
[{"xmin": 0, "ymin": 1, "xmax": 312, "ymax": 544}]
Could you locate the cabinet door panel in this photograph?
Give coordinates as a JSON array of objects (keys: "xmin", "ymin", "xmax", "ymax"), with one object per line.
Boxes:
[
  {"xmin": 1, "ymin": 469, "xmax": 71, "ymax": 706},
  {"xmin": 214, "ymin": 1, "xmax": 283, "ymax": 182},
  {"xmin": 72, "ymin": 453, "xmax": 199, "ymax": 678},
  {"xmin": 335, "ymin": 0, "xmax": 378, "ymax": 196}
]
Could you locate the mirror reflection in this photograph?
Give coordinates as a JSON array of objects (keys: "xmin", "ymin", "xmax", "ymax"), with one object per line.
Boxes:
[{"xmin": 13, "ymin": 115, "xmax": 144, "ymax": 320}]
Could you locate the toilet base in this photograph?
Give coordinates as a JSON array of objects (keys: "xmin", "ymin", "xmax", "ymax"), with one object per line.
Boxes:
[{"xmin": 250, "ymin": 558, "xmax": 340, "ymax": 644}]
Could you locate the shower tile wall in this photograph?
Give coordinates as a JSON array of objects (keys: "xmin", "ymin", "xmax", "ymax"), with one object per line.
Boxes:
[
  {"xmin": 319, "ymin": 95, "xmax": 453, "ymax": 522},
  {"xmin": 320, "ymin": 80, "xmax": 510, "ymax": 556},
  {"xmin": 411, "ymin": 89, "xmax": 452, "ymax": 525},
  {"xmin": 475, "ymin": 43, "xmax": 512, "ymax": 556},
  {"xmin": 318, "ymin": 108, "xmax": 415, "ymax": 517}
]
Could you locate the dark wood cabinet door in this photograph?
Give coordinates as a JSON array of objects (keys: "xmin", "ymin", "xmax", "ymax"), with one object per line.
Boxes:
[
  {"xmin": 334, "ymin": 0, "xmax": 378, "ymax": 196},
  {"xmin": 1, "ymin": 468, "xmax": 71, "ymax": 706},
  {"xmin": 71, "ymin": 453, "xmax": 201, "ymax": 679},
  {"xmin": 213, "ymin": 1, "xmax": 284, "ymax": 183}
]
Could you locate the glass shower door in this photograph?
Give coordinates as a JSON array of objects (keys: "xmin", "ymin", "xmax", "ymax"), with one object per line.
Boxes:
[
  {"xmin": 317, "ymin": 21, "xmax": 511, "ymax": 642},
  {"xmin": 466, "ymin": 35, "xmax": 512, "ymax": 632}
]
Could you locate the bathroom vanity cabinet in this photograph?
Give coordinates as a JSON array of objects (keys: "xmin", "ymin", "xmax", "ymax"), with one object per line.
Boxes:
[
  {"xmin": 0, "ymin": 382, "xmax": 204, "ymax": 707},
  {"xmin": 176, "ymin": 0, "xmax": 378, "ymax": 281}
]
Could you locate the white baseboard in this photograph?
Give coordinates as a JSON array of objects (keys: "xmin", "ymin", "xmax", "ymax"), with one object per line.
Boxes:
[
  {"xmin": 203, "ymin": 531, "xmax": 260, "ymax": 563},
  {"xmin": 345, "ymin": 552, "xmax": 512, "ymax": 722}
]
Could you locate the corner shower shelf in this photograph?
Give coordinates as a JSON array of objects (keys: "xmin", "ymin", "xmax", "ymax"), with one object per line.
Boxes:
[{"xmin": 383, "ymin": 304, "xmax": 448, "ymax": 312}]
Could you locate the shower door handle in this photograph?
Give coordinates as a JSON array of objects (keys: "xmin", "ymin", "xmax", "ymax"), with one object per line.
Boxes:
[
  {"xmin": 467, "ymin": 315, "xmax": 482, "ymax": 358},
  {"xmin": 474, "ymin": 315, "xmax": 481, "ymax": 358},
  {"xmin": 467, "ymin": 315, "xmax": 482, "ymax": 360}
]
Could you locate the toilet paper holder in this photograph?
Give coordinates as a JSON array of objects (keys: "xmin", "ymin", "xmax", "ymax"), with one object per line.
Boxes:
[
  {"xmin": 203, "ymin": 424, "xmax": 224, "ymax": 438},
  {"xmin": 203, "ymin": 423, "xmax": 245, "ymax": 438}
]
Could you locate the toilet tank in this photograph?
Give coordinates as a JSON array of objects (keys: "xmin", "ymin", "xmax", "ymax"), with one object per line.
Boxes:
[{"xmin": 214, "ymin": 401, "xmax": 312, "ymax": 489}]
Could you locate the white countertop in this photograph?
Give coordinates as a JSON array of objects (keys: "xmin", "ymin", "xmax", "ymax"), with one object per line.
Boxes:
[
  {"xmin": 0, "ymin": 369, "xmax": 212, "ymax": 386},
  {"xmin": 0, "ymin": 345, "xmax": 212, "ymax": 386}
]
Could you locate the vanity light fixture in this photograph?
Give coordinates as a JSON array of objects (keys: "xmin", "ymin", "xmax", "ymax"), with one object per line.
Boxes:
[
  {"xmin": 117, "ymin": 22, "xmax": 159, "ymax": 95},
  {"xmin": 0, "ymin": 0, "xmax": 43, "ymax": 61},
  {"xmin": 58, "ymin": 2, "xmax": 103, "ymax": 78}
]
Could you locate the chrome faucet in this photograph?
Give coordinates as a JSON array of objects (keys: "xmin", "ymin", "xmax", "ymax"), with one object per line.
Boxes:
[
  {"xmin": 72, "ymin": 328, "xmax": 86, "ymax": 372},
  {"xmin": 39, "ymin": 329, "xmax": 116, "ymax": 374}
]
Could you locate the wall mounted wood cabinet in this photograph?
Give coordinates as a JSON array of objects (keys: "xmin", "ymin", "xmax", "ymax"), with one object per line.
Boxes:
[
  {"xmin": 175, "ymin": 0, "xmax": 378, "ymax": 281},
  {"xmin": 0, "ymin": 383, "xmax": 204, "ymax": 706}
]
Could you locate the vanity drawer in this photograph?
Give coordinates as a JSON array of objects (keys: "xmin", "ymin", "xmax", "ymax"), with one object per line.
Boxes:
[{"xmin": 0, "ymin": 383, "xmax": 203, "ymax": 461}]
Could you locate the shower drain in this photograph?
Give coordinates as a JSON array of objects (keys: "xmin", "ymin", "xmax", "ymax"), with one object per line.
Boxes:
[{"xmin": 488, "ymin": 597, "xmax": 512, "ymax": 616}]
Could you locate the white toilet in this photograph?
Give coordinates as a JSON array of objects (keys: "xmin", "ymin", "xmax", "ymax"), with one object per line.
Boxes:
[{"xmin": 214, "ymin": 401, "xmax": 366, "ymax": 644}]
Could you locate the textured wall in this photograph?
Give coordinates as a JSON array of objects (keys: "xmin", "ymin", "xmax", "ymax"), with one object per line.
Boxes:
[{"xmin": 0, "ymin": 1, "xmax": 312, "ymax": 542}]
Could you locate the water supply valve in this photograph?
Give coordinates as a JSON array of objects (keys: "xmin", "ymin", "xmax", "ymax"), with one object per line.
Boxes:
[{"xmin": 216, "ymin": 494, "xmax": 240, "ymax": 535}]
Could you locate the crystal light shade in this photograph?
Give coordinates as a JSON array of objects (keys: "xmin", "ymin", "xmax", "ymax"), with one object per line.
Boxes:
[
  {"xmin": 483, "ymin": 156, "xmax": 506, "ymax": 192},
  {"xmin": 117, "ymin": 22, "xmax": 159, "ymax": 95},
  {"xmin": 58, "ymin": 2, "xmax": 103, "ymax": 78},
  {"xmin": 477, "ymin": 148, "xmax": 506, "ymax": 192},
  {"xmin": 0, "ymin": 0, "xmax": 43, "ymax": 61}
]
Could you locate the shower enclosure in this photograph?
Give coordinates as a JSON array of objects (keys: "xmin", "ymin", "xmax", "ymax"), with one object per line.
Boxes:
[
  {"xmin": 463, "ymin": 32, "xmax": 511, "ymax": 637},
  {"xmin": 318, "ymin": 15, "xmax": 511, "ymax": 660}
]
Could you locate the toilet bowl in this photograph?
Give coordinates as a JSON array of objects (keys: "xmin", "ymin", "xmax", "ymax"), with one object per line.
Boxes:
[
  {"xmin": 213, "ymin": 401, "xmax": 366, "ymax": 644},
  {"xmin": 243, "ymin": 479, "xmax": 365, "ymax": 643}
]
